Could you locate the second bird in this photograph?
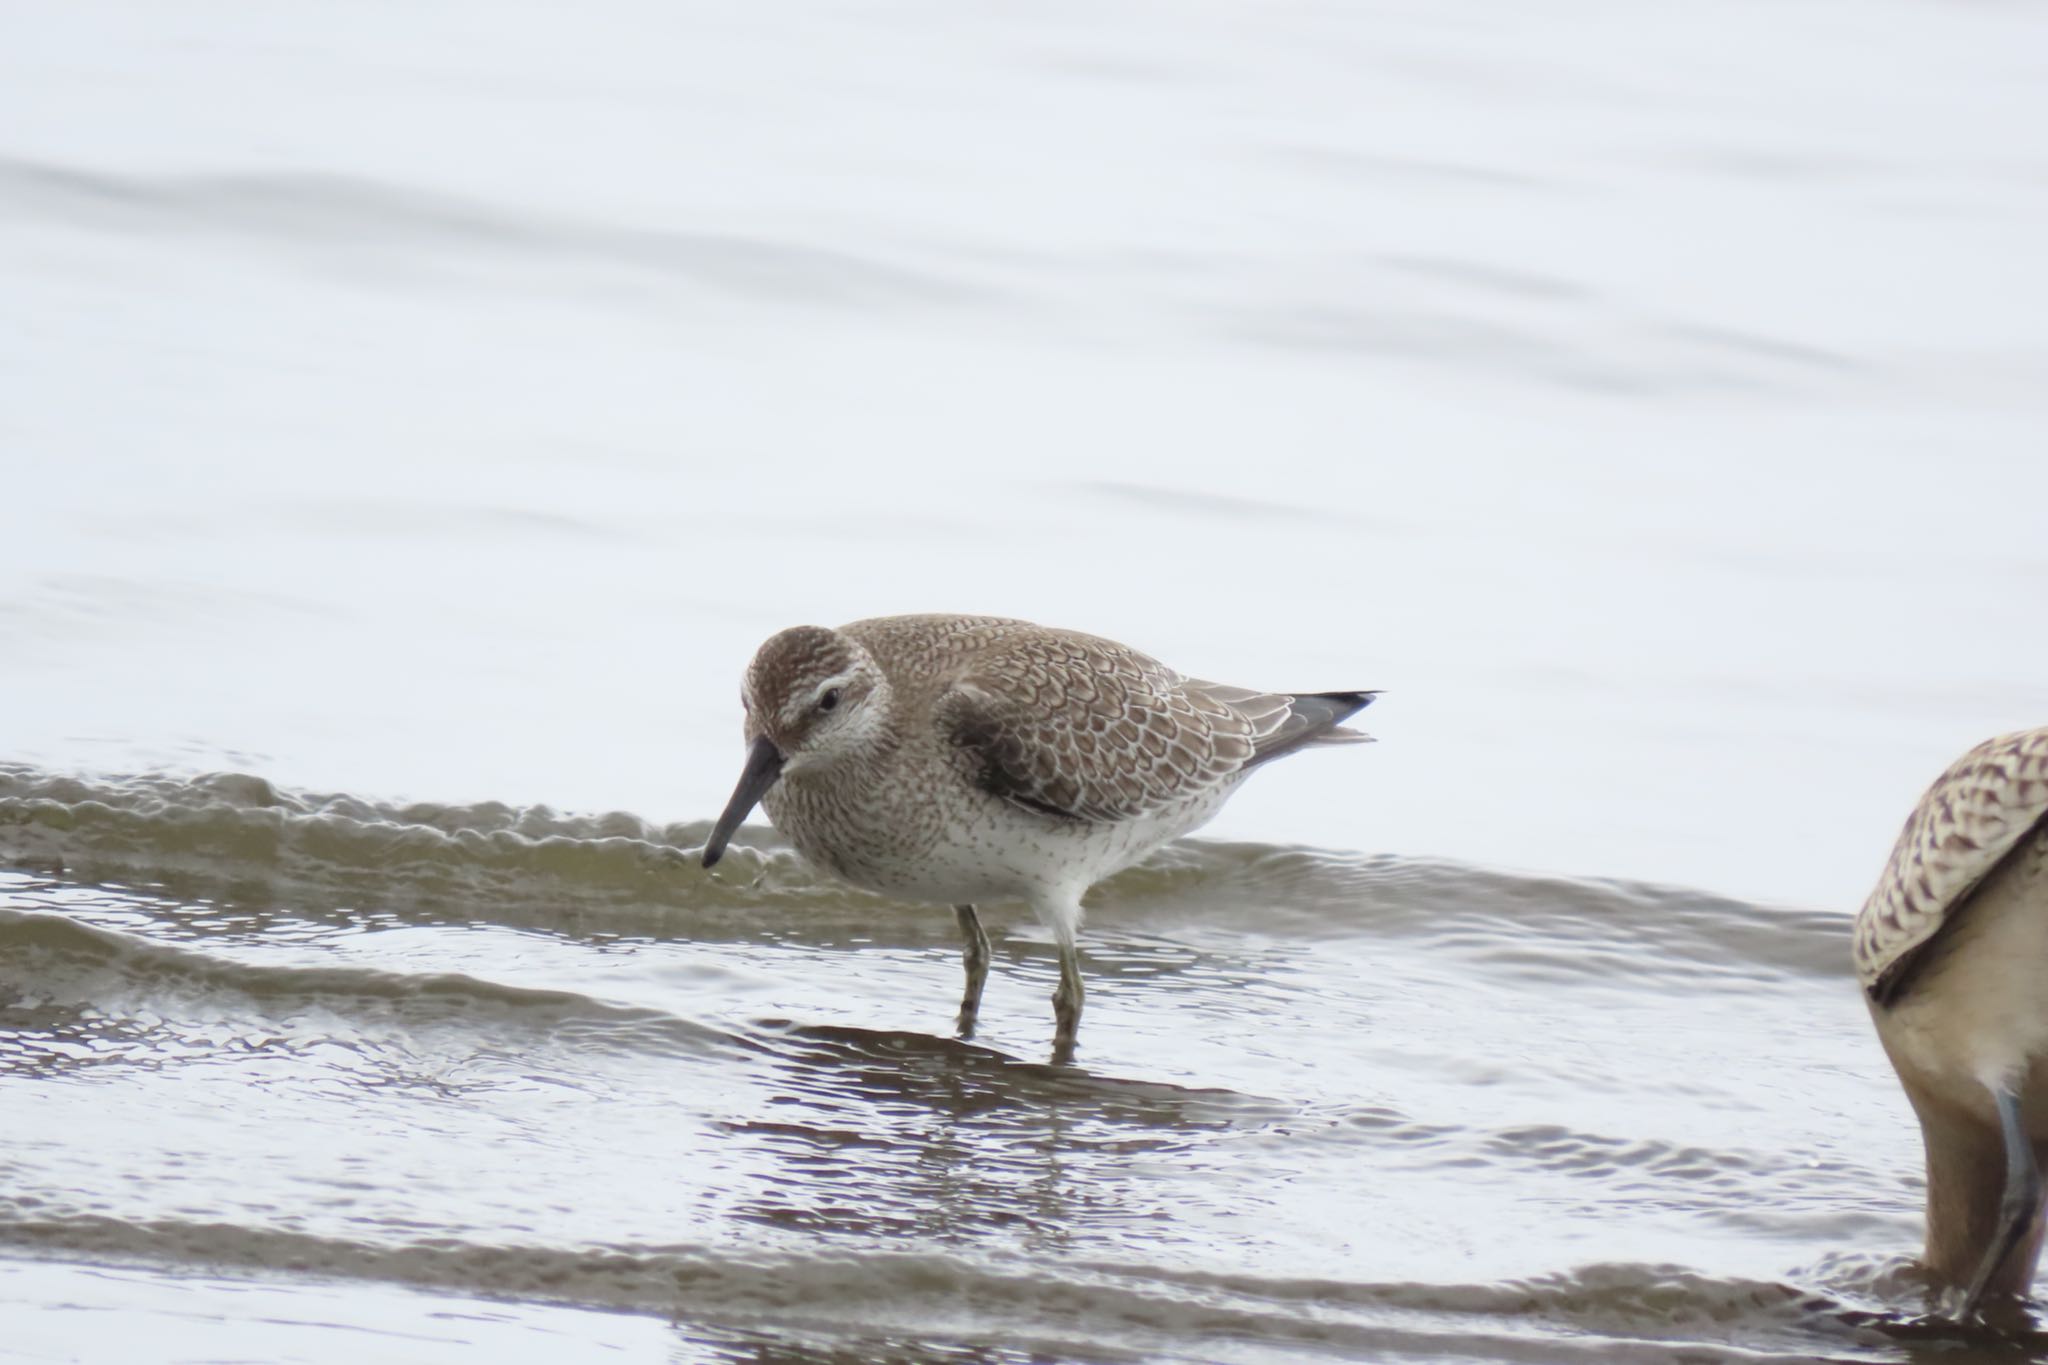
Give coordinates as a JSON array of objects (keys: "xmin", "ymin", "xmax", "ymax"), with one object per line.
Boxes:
[{"xmin": 702, "ymin": 613, "xmax": 1377, "ymax": 1060}]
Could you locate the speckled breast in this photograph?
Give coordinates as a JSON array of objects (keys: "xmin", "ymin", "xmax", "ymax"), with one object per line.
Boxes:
[{"xmin": 763, "ymin": 758, "xmax": 1239, "ymax": 906}]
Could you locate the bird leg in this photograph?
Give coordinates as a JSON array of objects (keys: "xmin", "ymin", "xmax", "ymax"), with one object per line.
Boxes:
[
  {"xmin": 1961, "ymin": 1087, "xmax": 2044, "ymax": 1318},
  {"xmin": 953, "ymin": 904, "xmax": 991, "ymax": 1038},
  {"xmin": 1051, "ymin": 938, "xmax": 1085, "ymax": 1064}
]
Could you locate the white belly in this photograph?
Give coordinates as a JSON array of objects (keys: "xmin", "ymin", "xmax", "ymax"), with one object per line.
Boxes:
[{"xmin": 767, "ymin": 766, "xmax": 1237, "ymax": 910}]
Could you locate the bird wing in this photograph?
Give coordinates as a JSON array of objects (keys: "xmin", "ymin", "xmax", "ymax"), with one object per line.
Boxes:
[
  {"xmin": 936, "ymin": 634, "xmax": 1289, "ymax": 824},
  {"xmin": 1855, "ymin": 727, "xmax": 2048, "ymax": 1004}
]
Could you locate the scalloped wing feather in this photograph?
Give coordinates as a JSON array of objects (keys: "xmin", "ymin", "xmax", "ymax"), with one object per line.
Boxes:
[
  {"xmin": 938, "ymin": 643, "xmax": 1291, "ymax": 824},
  {"xmin": 1854, "ymin": 727, "xmax": 2048, "ymax": 1001}
]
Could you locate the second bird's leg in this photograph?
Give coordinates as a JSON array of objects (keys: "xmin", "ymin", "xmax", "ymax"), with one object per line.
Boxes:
[
  {"xmin": 1961, "ymin": 1087, "xmax": 2044, "ymax": 1318},
  {"xmin": 1051, "ymin": 937, "xmax": 1085, "ymax": 1064},
  {"xmin": 953, "ymin": 904, "xmax": 991, "ymax": 1038}
]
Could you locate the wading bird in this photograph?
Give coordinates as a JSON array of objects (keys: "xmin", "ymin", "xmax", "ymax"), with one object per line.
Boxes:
[
  {"xmin": 1855, "ymin": 727, "xmax": 2048, "ymax": 1317},
  {"xmin": 702, "ymin": 614, "xmax": 1376, "ymax": 1060}
]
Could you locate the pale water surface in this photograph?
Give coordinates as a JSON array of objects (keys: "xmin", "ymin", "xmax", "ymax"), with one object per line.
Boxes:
[{"xmin": 4, "ymin": 0, "xmax": 2048, "ymax": 1360}]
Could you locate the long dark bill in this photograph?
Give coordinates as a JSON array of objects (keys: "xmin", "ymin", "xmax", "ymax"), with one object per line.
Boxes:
[{"xmin": 702, "ymin": 735, "xmax": 784, "ymax": 868}]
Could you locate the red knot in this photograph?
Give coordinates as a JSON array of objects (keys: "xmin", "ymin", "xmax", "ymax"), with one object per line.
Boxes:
[
  {"xmin": 1855, "ymin": 726, "xmax": 2048, "ymax": 1318},
  {"xmin": 702, "ymin": 613, "xmax": 1377, "ymax": 1061}
]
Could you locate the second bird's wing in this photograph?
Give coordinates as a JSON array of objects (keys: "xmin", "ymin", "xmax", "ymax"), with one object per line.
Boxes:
[{"xmin": 1855, "ymin": 727, "xmax": 2048, "ymax": 1005}]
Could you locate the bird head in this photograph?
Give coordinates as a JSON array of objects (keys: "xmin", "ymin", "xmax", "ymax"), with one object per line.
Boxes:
[{"xmin": 702, "ymin": 625, "xmax": 887, "ymax": 867}]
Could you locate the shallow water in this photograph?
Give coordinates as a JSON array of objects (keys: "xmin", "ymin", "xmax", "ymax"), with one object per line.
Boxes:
[
  {"xmin": 0, "ymin": 766, "xmax": 2034, "ymax": 1362},
  {"xmin": 7, "ymin": 0, "xmax": 2048, "ymax": 1359}
]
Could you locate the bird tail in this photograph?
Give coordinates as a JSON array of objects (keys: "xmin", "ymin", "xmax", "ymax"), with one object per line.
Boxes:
[{"xmin": 1248, "ymin": 689, "xmax": 1379, "ymax": 765}]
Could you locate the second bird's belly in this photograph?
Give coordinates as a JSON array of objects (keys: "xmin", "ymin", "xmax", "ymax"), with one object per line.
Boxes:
[{"xmin": 1878, "ymin": 830, "xmax": 2048, "ymax": 1127}]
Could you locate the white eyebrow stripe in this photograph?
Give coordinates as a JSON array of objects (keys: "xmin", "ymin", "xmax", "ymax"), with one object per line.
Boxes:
[
  {"xmin": 782, "ymin": 672, "xmax": 858, "ymax": 724},
  {"xmin": 808, "ymin": 673, "xmax": 857, "ymax": 706}
]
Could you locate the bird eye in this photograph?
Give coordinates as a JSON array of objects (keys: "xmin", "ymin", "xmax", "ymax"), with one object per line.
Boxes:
[{"xmin": 818, "ymin": 687, "xmax": 842, "ymax": 713}]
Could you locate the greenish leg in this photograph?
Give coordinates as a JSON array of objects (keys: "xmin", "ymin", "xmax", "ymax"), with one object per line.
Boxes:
[
  {"xmin": 954, "ymin": 904, "xmax": 991, "ymax": 1038},
  {"xmin": 1051, "ymin": 938, "xmax": 1085, "ymax": 1064}
]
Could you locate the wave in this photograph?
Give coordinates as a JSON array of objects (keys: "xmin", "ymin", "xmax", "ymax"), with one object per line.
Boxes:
[
  {"xmin": 0, "ymin": 1213, "xmax": 1925, "ymax": 1364},
  {"xmin": 1115, "ymin": 840, "xmax": 1854, "ymax": 984},
  {"xmin": 0, "ymin": 763, "xmax": 843, "ymax": 933},
  {"xmin": 0, "ymin": 905, "xmax": 737, "ymax": 1077},
  {"xmin": 0, "ymin": 765, "xmax": 1851, "ymax": 980}
]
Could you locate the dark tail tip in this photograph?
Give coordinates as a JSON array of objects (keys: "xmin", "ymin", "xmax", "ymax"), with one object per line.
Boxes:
[
  {"xmin": 1247, "ymin": 689, "xmax": 1381, "ymax": 766},
  {"xmin": 1303, "ymin": 689, "xmax": 1379, "ymax": 727}
]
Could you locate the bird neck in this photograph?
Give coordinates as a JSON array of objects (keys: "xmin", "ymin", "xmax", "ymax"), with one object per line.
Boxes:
[{"xmin": 850, "ymin": 680, "xmax": 898, "ymax": 763}]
